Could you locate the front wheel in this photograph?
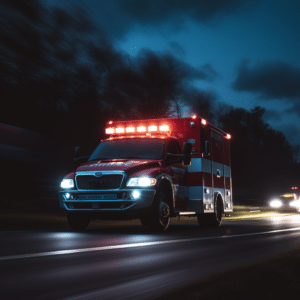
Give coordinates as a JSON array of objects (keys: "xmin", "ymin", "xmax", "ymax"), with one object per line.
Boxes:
[
  {"xmin": 148, "ymin": 190, "xmax": 171, "ymax": 231},
  {"xmin": 67, "ymin": 212, "xmax": 91, "ymax": 231}
]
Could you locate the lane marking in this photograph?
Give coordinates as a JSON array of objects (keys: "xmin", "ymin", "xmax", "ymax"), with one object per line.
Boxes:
[{"xmin": 1, "ymin": 226, "xmax": 300, "ymax": 261}]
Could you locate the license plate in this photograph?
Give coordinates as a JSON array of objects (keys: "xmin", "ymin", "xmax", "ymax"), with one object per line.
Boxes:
[{"xmin": 78, "ymin": 194, "xmax": 117, "ymax": 200}]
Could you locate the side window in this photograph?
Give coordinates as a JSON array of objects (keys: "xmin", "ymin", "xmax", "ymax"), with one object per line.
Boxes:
[{"xmin": 167, "ymin": 140, "xmax": 181, "ymax": 154}]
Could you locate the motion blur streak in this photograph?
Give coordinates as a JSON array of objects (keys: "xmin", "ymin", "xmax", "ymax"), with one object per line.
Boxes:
[{"xmin": 2, "ymin": 226, "xmax": 300, "ymax": 261}]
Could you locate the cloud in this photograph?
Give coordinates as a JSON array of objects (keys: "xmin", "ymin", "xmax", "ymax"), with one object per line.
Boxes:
[
  {"xmin": 232, "ymin": 59, "xmax": 300, "ymax": 99},
  {"xmin": 67, "ymin": 0, "xmax": 260, "ymax": 40},
  {"xmin": 263, "ymin": 109, "xmax": 282, "ymax": 122},
  {"xmin": 279, "ymin": 124, "xmax": 300, "ymax": 146},
  {"xmin": 169, "ymin": 41, "xmax": 186, "ymax": 56},
  {"xmin": 115, "ymin": 0, "xmax": 259, "ymax": 26}
]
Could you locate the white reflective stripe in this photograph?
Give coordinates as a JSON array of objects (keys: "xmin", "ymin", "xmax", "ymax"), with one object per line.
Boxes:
[{"xmin": 188, "ymin": 158, "xmax": 231, "ymax": 178}]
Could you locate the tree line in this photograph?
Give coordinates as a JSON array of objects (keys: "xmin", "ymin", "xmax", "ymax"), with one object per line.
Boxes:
[{"xmin": 0, "ymin": 0, "xmax": 299, "ymax": 202}]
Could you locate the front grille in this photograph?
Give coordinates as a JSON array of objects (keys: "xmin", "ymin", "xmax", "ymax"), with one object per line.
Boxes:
[{"xmin": 76, "ymin": 174, "xmax": 123, "ymax": 190}]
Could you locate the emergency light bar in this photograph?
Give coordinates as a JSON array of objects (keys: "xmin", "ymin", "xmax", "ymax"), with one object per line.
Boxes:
[{"xmin": 105, "ymin": 124, "xmax": 170, "ymax": 135}]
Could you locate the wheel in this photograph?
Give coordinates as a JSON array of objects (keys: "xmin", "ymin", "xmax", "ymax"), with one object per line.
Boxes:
[
  {"xmin": 148, "ymin": 190, "xmax": 171, "ymax": 231},
  {"xmin": 67, "ymin": 212, "xmax": 91, "ymax": 231}
]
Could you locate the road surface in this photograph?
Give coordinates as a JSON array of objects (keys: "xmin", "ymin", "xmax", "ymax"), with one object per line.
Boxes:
[{"xmin": 1, "ymin": 215, "xmax": 300, "ymax": 299}]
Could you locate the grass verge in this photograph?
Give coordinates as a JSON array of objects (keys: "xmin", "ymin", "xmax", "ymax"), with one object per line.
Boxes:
[{"xmin": 151, "ymin": 247, "xmax": 300, "ymax": 300}]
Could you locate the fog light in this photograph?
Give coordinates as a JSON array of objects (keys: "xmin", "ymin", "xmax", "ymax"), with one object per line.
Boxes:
[
  {"xmin": 65, "ymin": 193, "xmax": 71, "ymax": 200},
  {"xmin": 132, "ymin": 190, "xmax": 141, "ymax": 200}
]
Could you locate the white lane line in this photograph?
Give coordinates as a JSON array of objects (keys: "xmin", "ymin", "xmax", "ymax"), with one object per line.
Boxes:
[{"xmin": 1, "ymin": 226, "xmax": 300, "ymax": 261}]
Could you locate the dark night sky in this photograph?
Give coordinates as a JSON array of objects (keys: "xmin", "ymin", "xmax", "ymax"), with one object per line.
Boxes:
[{"xmin": 50, "ymin": 0, "xmax": 300, "ymax": 144}]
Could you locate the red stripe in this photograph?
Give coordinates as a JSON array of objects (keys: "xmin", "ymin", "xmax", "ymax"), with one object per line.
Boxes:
[
  {"xmin": 213, "ymin": 176, "xmax": 224, "ymax": 189},
  {"xmin": 225, "ymin": 177, "xmax": 231, "ymax": 190}
]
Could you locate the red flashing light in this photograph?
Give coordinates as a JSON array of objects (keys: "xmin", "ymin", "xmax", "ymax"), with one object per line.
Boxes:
[
  {"xmin": 291, "ymin": 187, "xmax": 298, "ymax": 190},
  {"xmin": 105, "ymin": 123, "xmax": 171, "ymax": 135},
  {"xmin": 159, "ymin": 125, "xmax": 169, "ymax": 132},
  {"xmin": 137, "ymin": 126, "xmax": 146, "ymax": 132},
  {"xmin": 126, "ymin": 126, "xmax": 135, "ymax": 133},
  {"xmin": 105, "ymin": 128, "xmax": 114, "ymax": 134},
  {"xmin": 148, "ymin": 125, "xmax": 158, "ymax": 132}
]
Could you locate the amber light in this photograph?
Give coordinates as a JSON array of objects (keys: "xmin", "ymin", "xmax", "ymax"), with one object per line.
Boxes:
[
  {"xmin": 226, "ymin": 134, "xmax": 231, "ymax": 139},
  {"xmin": 148, "ymin": 125, "xmax": 158, "ymax": 132},
  {"xmin": 137, "ymin": 126, "xmax": 146, "ymax": 132},
  {"xmin": 192, "ymin": 115, "xmax": 197, "ymax": 119},
  {"xmin": 159, "ymin": 125, "xmax": 169, "ymax": 132},
  {"xmin": 105, "ymin": 128, "xmax": 114, "ymax": 134},
  {"xmin": 201, "ymin": 119, "xmax": 207, "ymax": 125},
  {"xmin": 116, "ymin": 127, "xmax": 125, "ymax": 134}
]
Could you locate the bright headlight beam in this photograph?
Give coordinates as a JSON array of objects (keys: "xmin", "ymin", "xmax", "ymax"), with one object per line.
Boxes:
[
  {"xmin": 60, "ymin": 179, "xmax": 74, "ymax": 189},
  {"xmin": 269, "ymin": 199, "xmax": 282, "ymax": 208},
  {"xmin": 127, "ymin": 177, "xmax": 156, "ymax": 187}
]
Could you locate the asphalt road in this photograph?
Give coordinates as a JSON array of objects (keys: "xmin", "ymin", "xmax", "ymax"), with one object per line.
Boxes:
[{"xmin": 1, "ymin": 215, "xmax": 300, "ymax": 300}]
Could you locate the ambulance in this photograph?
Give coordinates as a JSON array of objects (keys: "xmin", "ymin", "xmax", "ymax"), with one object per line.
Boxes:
[{"xmin": 58, "ymin": 116, "xmax": 232, "ymax": 231}]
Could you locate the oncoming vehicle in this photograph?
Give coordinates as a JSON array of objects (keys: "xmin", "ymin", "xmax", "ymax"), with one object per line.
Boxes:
[
  {"xmin": 269, "ymin": 187, "xmax": 300, "ymax": 212},
  {"xmin": 58, "ymin": 116, "xmax": 233, "ymax": 231}
]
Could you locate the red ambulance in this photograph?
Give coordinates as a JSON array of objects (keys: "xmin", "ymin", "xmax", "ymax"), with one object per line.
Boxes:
[{"xmin": 58, "ymin": 116, "xmax": 232, "ymax": 231}]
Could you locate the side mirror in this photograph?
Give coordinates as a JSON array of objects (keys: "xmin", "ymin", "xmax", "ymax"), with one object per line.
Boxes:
[
  {"xmin": 74, "ymin": 146, "xmax": 81, "ymax": 159},
  {"xmin": 74, "ymin": 146, "xmax": 89, "ymax": 168},
  {"xmin": 182, "ymin": 142, "xmax": 192, "ymax": 166}
]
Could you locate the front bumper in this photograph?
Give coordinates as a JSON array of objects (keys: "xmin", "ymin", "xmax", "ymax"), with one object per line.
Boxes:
[{"xmin": 58, "ymin": 188, "xmax": 156, "ymax": 219}]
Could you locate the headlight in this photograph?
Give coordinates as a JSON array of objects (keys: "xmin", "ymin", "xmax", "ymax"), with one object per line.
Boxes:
[
  {"xmin": 127, "ymin": 177, "xmax": 156, "ymax": 187},
  {"xmin": 269, "ymin": 199, "xmax": 282, "ymax": 208},
  {"xmin": 290, "ymin": 200, "xmax": 300, "ymax": 208},
  {"xmin": 60, "ymin": 179, "xmax": 74, "ymax": 189}
]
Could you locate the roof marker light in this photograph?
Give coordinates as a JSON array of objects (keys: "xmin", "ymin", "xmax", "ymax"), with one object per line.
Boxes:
[
  {"xmin": 201, "ymin": 119, "xmax": 207, "ymax": 125},
  {"xmin": 108, "ymin": 120, "xmax": 113, "ymax": 125},
  {"xmin": 105, "ymin": 128, "xmax": 114, "ymax": 134},
  {"xmin": 126, "ymin": 127, "xmax": 135, "ymax": 133},
  {"xmin": 226, "ymin": 134, "xmax": 231, "ymax": 139},
  {"xmin": 159, "ymin": 125, "xmax": 169, "ymax": 132},
  {"xmin": 116, "ymin": 127, "xmax": 125, "ymax": 134},
  {"xmin": 137, "ymin": 126, "xmax": 146, "ymax": 132},
  {"xmin": 192, "ymin": 115, "xmax": 197, "ymax": 119}
]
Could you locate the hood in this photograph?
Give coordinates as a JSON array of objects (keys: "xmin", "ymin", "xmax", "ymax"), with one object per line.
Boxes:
[{"xmin": 76, "ymin": 158, "xmax": 161, "ymax": 175}]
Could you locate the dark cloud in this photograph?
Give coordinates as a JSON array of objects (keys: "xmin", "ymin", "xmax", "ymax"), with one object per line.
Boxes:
[
  {"xmin": 263, "ymin": 109, "xmax": 282, "ymax": 122},
  {"xmin": 169, "ymin": 41, "xmax": 186, "ymax": 56},
  {"xmin": 115, "ymin": 0, "xmax": 259, "ymax": 26},
  {"xmin": 232, "ymin": 59, "xmax": 300, "ymax": 99},
  {"xmin": 70, "ymin": 0, "xmax": 260, "ymax": 40},
  {"xmin": 279, "ymin": 124, "xmax": 300, "ymax": 146}
]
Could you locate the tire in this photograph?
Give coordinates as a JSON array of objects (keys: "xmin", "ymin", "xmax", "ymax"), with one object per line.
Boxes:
[
  {"xmin": 197, "ymin": 197, "xmax": 223, "ymax": 227},
  {"xmin": 67, "ymin": 212, "xmax": 91, "ymax": 231},
  {"xmin": 148, "ymin": 190, "xmax": 171, "ymax": 231}
]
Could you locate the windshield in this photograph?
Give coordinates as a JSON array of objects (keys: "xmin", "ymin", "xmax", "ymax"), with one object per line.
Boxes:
[{"xmin": 89, "ymin": 138, "xmax": 165, "ymax": 161}]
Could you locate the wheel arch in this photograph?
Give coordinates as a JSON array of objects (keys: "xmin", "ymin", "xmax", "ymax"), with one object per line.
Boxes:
[{"xmin": 214, "ymin": 192, "xmax": 225, "ymax": 213}]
